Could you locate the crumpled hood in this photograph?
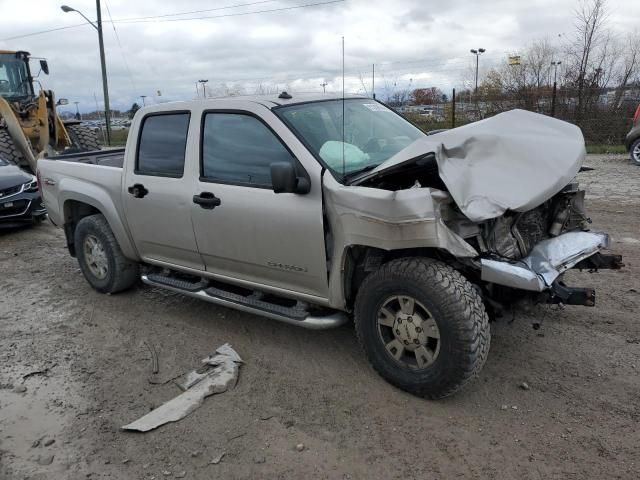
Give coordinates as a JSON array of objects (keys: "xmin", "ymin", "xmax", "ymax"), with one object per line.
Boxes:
[{"xmin": 355, "ymin": 109, "xmax": 586, "ymax": 222}]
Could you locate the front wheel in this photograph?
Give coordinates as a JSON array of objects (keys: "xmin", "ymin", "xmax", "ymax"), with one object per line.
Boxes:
[
  {"xmin": 354, "ymin": 257, "xmax": 490, "ymax": 399},
  {"xmin": 630, "ymin": 138, "xmax": 640, "ymax": 166},
  {"xmin": 74, "ymin": 214, "xmax": 139, "ymax": 293}
]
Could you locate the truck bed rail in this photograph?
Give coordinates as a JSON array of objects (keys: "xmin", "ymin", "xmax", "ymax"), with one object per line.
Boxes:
[{"xmin": 51, "ymin": 148, "xmax": 125, "ymax": 168}]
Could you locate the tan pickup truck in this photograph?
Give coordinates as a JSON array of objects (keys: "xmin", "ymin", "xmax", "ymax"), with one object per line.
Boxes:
[{"xmin": 37, "ymin": 93, "xmax": 622, "ymax": 398}]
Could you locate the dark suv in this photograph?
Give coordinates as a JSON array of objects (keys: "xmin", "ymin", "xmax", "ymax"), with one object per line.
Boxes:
[
  {"xmin": 625, "ymin": 104, "xmax": 640, "ymax": 166},
  {"xmin": 0, "ymin": 157, "xmax": 46, "ymax": 227}
]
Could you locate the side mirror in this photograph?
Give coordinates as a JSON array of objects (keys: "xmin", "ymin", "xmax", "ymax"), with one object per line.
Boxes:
[
  {"xmin": 270, "ymin": 162, "xmax": 310, "ymax": 194},
  {"xmin": 56, "ymin": 98, "xmax": 69, "ymax": 106},
  {"xmin": 40, "ymin": 60, "xmax": 49, "ymax": 75}
]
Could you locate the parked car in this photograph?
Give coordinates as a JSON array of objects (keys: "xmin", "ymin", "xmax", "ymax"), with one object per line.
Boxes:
[
  {"xmin": 37, "ymin": 94, "xmax": 622, "ymax": 399},
  {"xmin": 625, "ymin": 103, "xmax": 640, "ymax": 165},
  {"xmin": 0, "ymin": 157, "xmax": 46, "ymax": 226}
]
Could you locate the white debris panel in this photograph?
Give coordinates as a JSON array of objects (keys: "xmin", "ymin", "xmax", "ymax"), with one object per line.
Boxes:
[{"xmin": 122, "ymin": 343, "xmax": 243, "ymax": 432}]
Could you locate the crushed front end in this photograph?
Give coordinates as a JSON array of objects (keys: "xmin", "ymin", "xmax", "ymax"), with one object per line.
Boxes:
[{"xmin": 445, "ymin": 181, "xmax": 623, "ymax": 308}]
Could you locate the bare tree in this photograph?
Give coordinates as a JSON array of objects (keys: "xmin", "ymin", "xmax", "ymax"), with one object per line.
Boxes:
[{"xmin": 563, "ymin": 0, "xmax": 609, "ymax": 120}]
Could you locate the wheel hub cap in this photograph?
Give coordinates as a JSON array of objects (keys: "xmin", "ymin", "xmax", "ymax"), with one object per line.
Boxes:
[
  {"xmin": 393, "ymin": 313, "xmax": 428, "ymax": 351},
  {"xmin": 83, "ymin": 235, "xmax": 108, "ymax": 280},
  {"xmin": 377, "ymin": 295, "xmax": 441, "ymax": 369}
]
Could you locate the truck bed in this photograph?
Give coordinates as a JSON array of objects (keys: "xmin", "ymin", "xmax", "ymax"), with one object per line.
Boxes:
[{"xmin": 52, "ymin": 148, "xmax": 125, "ymax": 168}]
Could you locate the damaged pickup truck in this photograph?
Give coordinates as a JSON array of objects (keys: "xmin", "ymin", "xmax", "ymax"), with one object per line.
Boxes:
[{"xmin": 37, "ymin": 94, "xmax": 622, "ymax": 398}]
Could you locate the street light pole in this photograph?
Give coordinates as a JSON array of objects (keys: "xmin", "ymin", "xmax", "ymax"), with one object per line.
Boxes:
[
  {"xmin": 198, "ymin": 79, "xmax": 209, "ymax": 98},
  {"xmin": 470, "ymin": 48, "xmax": 486, "ymax": 93},
  {"xmin": 551, "ymin": 60, "xmax": 562, "ymax": 117},
  {"xmin": 140, "ymin": 95, "xmax": 147, "ymax": 106},
  {"xmin": 61, "ymin": 2, "xmax": 112, "ymax": 146}
]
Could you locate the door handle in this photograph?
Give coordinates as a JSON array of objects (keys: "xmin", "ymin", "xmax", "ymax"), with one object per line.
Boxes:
[
  {"xmin": 193, "ymin": 192, "xmax": 221, "ymax": 210},
  {"xmin": 127, "ymin": 183, "xmax": 149, "ymax": 199}
]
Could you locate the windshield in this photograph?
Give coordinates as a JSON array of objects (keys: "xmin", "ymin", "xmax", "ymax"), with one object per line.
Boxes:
[
  {"xmin": 0, "ymin": 54, "xmax": 32, "ymax": 98},
  {"xmin": 276, "ymin": 99, "xmax": 424, "ymax": 179}
]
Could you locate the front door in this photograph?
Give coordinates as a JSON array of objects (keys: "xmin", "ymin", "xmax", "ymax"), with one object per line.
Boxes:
[
  {"xmin": 190, "ymin": 111, "xmax": 328, "ymax": 298},
  {"xmin": 123, "ymin": 111, "xmax": 204, "ymax": 271}
]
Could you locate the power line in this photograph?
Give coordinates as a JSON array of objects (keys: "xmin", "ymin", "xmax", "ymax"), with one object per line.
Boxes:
[
  {"xmin": 0, "ymin": 23, "xmax": 87, "ymax": 42},
  {"xmin": 104, "ymin": 0, "xmax": 137, "ymax": 95},
  {"xmin": 0, "ymin": 0, "xmax": 344, "ymax": 41},
  {"xmin": 109, "ymin": 0, "xmax": 279, "ymax": 22},
  {"xmin": 110, "ymin": 0, "xmax": 345, "ymax": 24}
]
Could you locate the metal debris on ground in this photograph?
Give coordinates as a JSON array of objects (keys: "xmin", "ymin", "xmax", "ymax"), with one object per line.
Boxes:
[
  {"xmin": 143, "ymin": 341, "xmax": 159, "ymax": 375},
  {"xmin": 122, "ymin": 344, "xmax": 243, "ymax": 432}
]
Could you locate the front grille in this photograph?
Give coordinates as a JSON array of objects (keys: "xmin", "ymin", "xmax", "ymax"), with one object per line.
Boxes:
[
  {"xmin": 0, "ymin": 199, "xmax": 29, "ymax": 218},
  {"xmin": 0, "ymin": 184, "xmax": 22, "ymax": 198}
]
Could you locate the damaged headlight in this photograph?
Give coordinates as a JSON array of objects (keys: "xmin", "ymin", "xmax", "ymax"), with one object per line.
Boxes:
[{"xmin": 22, "ymin": 176, "xmax": 38, "ymax": 193}]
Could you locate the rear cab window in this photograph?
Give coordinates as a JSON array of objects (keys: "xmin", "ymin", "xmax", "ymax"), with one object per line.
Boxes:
[{"xmin": 136, "ymin": 113, "xmax": 190, "ymax": 177}]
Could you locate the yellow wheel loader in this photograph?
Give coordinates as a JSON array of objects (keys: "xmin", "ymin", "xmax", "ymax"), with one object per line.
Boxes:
[{"xmin": 0, "ymin": 50, "xmax": 100, "ymax": 173}]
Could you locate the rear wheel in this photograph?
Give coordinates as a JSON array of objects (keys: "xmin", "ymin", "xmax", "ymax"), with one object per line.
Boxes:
[
  {"xmin": 354, "ymin": 257, "xmax": 490, "ymax": 399},
  {"xmin": 630, "ymin": 138, "xmax": 640, "ymax": 166},
  {"xmin": 66, "ymin": 124, "xmax": 100, "ymax": 151},
  {"xmin": 74, "ymin": 214, "xmax": 139, "ymax": 293},
  {"xmin": 0, "ymin": 128, "xmax": 25, "ymax": 166}
]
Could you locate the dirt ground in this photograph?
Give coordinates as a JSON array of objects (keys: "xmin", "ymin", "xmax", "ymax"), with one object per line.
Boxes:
[{"xmin": 1, "ymin": 154, "xmax": 639, "ymax": 480}]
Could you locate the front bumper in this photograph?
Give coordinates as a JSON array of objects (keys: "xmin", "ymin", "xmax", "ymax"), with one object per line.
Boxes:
[
  {"xmin": 625, "ymin": 128, "xmax": 639, "ymax": 150},
  {"xmin": 0, "ymin": 188, "xmax": 46, "ymax": 226},
  {"xmin": 480, "ymin": 231, "xmax": 622, "ymax": 293}
]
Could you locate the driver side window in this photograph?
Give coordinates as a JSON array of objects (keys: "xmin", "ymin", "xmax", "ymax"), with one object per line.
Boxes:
[{"xmin": 201, "ymin": 112, "xmax": 296, "ymax": 188}]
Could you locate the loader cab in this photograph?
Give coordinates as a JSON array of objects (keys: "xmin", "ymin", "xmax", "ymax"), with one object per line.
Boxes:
[{"xmin": 0, "ymin": 51, "xmax": 37, "ymax": 101}]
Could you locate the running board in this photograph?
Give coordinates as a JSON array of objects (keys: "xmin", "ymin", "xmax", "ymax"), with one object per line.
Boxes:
[{"xmin": 141, "ymin": 274, "xmax": 348, "ymax": 330}]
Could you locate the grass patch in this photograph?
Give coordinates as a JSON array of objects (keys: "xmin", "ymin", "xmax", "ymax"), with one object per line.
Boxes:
[
  {"xmin": 585, "ymin": 144, "xmax": 627, "ymax": 154},
  {"xmin": 98, "ymin": 129, "xmax": 129, "ymax": 147}
]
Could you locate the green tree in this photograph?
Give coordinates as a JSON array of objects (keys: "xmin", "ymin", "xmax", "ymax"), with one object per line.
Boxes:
[{"xmin": 128, "ymin": 102, "xmax": 141, "ymax": 119}]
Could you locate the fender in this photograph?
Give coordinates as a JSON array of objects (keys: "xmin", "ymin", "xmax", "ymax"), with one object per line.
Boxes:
[{"xmin": 58, "ymin": 176, "xmax": 140, "ymax": 261}]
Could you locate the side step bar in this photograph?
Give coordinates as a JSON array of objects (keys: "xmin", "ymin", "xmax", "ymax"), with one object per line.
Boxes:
[{"xmin": 141, "ymin": 274, "xmax": 348, "ymax": 330}]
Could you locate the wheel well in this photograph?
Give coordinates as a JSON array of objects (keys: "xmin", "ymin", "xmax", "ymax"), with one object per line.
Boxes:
[
  {"xmin": 63, "ymin": 200, "xmax": 101, "ymax": 256},
  {"xmin": 342, "ymin": 246, "xmax": 463, "ymax": 308}
]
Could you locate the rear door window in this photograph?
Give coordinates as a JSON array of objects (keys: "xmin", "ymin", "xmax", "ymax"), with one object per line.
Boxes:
[{"xmin": 136, "ymin": 113, "xmax": 190, "ymax": 177}]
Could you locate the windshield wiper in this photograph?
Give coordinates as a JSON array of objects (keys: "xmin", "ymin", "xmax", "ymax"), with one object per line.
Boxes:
[{"xmin": 341, "ymin": 164, "xmax": 377, "ymax": 184}]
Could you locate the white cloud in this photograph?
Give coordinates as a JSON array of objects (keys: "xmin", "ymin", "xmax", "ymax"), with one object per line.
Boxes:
[{"xmin": 0, "ymin": 0, "xmax": 637, "ymax": 112}]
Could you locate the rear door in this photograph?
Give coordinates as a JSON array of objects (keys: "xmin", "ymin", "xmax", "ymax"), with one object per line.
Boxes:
[
  {"xmin": 190, "ymin": 108, "xmax": 328, "ymax": 298},
  {"xmin": 122, "ymin": 111, "xmax": 204, "ymax": 270}
]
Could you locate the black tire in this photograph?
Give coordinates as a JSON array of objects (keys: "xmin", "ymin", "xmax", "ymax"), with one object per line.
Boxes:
[
  {"xmin": 630, "ymin": 138, "xmax": 640, "ymax": 166},
  {"xmin": 66, "ymin": 124, "xmax": 100, "ymax": 151},
  {"xmin": 0, "ymin": 128, "xmax": 24, "ymax": 165},
  {"xmin": 74, "ymin": 214, "xmax": 139, "ymax": 293},
  {"xmin": 354, "ymin": 257, "xmax": 490, "ymax": 399}
]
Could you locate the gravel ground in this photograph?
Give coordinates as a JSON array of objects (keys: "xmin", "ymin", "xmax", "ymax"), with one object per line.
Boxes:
[{"xmin": 1, "ymin": 154, "xmax": 639, "ymax": 480}]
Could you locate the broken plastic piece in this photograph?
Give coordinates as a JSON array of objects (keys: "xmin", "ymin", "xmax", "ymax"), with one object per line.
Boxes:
[{"xmin": 122, "ymin": 343, "xmax": 243, "ymax": 432}]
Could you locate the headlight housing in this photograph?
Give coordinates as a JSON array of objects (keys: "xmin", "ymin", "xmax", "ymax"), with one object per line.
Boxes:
[{"xmin": 22, "ymin": 176, "xmax": 38, "ymax": 193}]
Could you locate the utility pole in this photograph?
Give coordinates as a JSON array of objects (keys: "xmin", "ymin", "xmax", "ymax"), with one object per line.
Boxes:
[
  {"xmin": 470, "ymin": 48, "xmax": 486, "ymax": 93},
  {"xmin": 372, "ymin": 64, "xmax": 375, "ymax": 99},
  {"xmin": 61, "ymin": 2, "xmax": 112, "ymax": 145},
  {"xmin": 551, "ymin": 60, "xmax": 561, "ymax": 117},
  {"xmin": 95, "ymin": 1, "xmax": 111, "ymax": 145},
  {"xmin": 320, "ymin": 81, "xmax": 328, "ymax": 93}
]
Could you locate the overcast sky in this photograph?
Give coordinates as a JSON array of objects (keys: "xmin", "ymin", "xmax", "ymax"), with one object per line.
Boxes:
[{"xmin": 0, "ymin": 0, "xmax": 638, "ymax": 113}]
